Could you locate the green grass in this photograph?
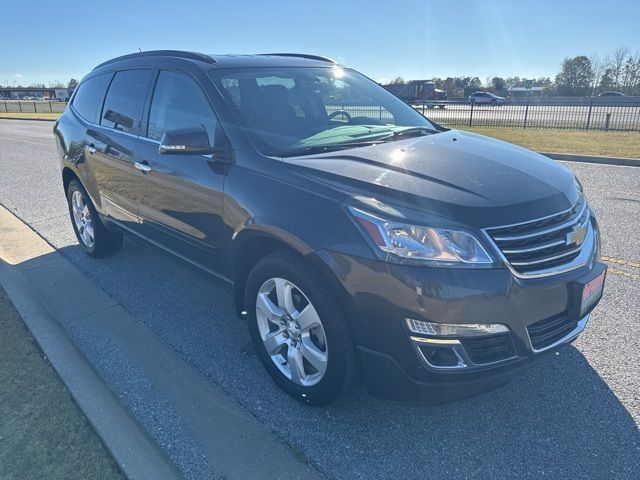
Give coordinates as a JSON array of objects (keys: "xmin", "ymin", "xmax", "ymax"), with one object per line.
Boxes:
[
  {"xmin": 0, "ymin": 112, "xmax": 60, "ymax": 120},
  {"xmin": 459, "ymin": 126, "xmax": 640, "ymax": 159},
  {"xmin": 0, "ymin": 287, "xmax": 124, "ymax": 480}
]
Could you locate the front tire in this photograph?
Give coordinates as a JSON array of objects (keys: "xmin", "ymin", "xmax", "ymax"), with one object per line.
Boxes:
[
  {"xmin": 67, "ymin": 179, "xmax": 122, "ymax": 257},
  {"xmin": 245, "ymin": 251, "xmax": 356, "ymax": 406}
]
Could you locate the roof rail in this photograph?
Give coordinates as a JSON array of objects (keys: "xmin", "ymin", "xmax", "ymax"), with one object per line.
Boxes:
[
  {"xmin": 93, "ymin": 50, "xmax": 216, "ymax": 70},
  {"xmin": 259, "ymin": 53, "xmax": 336, "ymax": 64}
]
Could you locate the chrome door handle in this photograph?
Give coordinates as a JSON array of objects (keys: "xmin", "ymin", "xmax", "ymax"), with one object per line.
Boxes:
[
  {"xmin": 86, "ymin": 146, "xmax": 96, "ymax": 154},
  {"xmin": 134, "ymin": 161, "xmax": 152, "ymax": 173}
]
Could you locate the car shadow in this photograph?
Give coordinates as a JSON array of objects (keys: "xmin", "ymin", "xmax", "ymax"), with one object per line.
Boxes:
[{"xmin": 27, "ymin": 240, "xmax": 640, "ymax": 479}]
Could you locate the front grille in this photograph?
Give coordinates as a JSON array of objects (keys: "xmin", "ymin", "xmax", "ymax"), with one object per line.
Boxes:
[
  {"xmin": 527, "ymin": 314, "xmax": 578, "ymax": 350},
  {"xmin": 485, "ymin": 197, "xmax": 590, "ymax": 275},
  {"xmin": 461, "ymin": 333, "xmax": 516, "ymax": 364}
]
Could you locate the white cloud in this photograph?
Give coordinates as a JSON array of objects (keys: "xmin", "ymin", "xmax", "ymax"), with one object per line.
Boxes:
[{"xmin": 14, "ymin": 73, "xmax": 23, "ymax": 78}]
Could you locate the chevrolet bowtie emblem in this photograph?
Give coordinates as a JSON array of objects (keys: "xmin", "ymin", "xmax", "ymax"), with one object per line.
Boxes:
[{"xmin": 566, "ymin": 224, "xmax": 587, "ymax": 246}]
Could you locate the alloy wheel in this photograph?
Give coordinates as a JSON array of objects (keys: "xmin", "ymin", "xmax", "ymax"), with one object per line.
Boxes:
[
  {"xmin": 255, "ymin": 277, "xmax": 328, "ymax": 386},
  {"xmin": 71, "ymin": 190, "xmax": 95, "ymax": 248}
]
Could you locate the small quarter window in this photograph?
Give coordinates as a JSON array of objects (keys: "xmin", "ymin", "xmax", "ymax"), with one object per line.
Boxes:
[{"xmin": 72, "ymin": 73, "xmax": 112, "ymax": 123}]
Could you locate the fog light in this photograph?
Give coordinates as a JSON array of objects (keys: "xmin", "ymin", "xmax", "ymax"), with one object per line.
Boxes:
[{"xmin": 405, "ymin": 318, "xmax": 509, "ymax": 337}]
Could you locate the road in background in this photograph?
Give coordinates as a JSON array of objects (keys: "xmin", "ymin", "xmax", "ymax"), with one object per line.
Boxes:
[{"xmin": 1, "ymin": 119, "xmax": 638, "ymax": 479}]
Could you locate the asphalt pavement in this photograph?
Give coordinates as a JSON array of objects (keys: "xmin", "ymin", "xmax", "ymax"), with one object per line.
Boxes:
[{"xmin": 1, "ymin": 119, "xmax": 638, "ymax": 479}]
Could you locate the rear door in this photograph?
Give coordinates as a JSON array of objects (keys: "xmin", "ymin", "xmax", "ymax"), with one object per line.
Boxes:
[
  {"xmin": 132, "ymin": 69, "xmax": 226, "ymax": 273},
  {"xmin": 85, "ymin": 68, "xmax": 153, "ymax": 226}
]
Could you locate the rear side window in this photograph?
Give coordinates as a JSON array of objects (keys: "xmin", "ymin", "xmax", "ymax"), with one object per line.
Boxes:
[
  {"xmin": 101, "ymin": 69, "xmax": 153, "ymax": 133},
  {"xmin": 72, "ymin": 74, "xmax": 111, "ymax": 123},
  {"xmin": 147, "ymin": 70, "xmax": 217, "ymax": 143}
]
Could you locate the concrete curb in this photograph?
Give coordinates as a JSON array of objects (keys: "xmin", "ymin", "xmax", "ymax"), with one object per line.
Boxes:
[
  {"xmin": 541, "ymin": 152, "xmax": 640, "ymax": 167},
  {"xmin": 0, "ymin": 207, "xmax": 181, "ymax": 480},
  {"xmin": 0, "ymin": 205, "xmax": 323, "ymax": 480}
]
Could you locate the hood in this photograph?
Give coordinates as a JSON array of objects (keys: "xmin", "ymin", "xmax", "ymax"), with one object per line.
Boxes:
[{"xmin": 283, "ymin": 130, "xmax": 580, "ymax": 228}]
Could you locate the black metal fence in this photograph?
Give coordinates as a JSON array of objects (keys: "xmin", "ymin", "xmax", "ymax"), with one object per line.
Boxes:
[
  {"xmin": 408, "ymin": 100, "xmax": 640, "ymax": 131},
  {"xmin": 0, "ymin": 100, "xmax": 67, "ymax": 114},
  {"xmin": 2, "ymin": 99, "xmax": 640, "ymax": 132},
  {"xmin": 326, "ymin": 100, "xmax": 640, "ymax": 132}
]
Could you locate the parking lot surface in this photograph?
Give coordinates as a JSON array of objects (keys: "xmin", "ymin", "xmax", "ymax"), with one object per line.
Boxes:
[{"xmin": 1, "ymin": 119, "xmax": 638, "ymax": 479}]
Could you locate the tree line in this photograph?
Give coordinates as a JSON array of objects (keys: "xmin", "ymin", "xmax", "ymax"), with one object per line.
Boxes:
[
  {"xmin": 3, "ymin": 79, "xmax": 78, "ymax": 89},
  {"xmin": 388, "ymin": 46, "xmax": 639, "ymax": 97}
]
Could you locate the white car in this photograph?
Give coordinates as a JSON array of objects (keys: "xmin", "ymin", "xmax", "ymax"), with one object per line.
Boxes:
[{"xmin": 469, "ymin": 92, "xmax": 506, "ymax": 106}]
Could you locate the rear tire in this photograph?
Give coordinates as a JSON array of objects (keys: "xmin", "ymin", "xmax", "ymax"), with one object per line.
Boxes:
[
  {"xmin": 67, "ymin": 179, "xmax": 122, "ymax": 257},
  {"xmin": 245, "ymin": 251, "xmax": 356, "ymax": 406}
]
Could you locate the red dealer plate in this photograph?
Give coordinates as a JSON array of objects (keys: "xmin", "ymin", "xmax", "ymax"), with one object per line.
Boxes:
[{"xmin": 581, "ymin": 269, "xmax": 606, "ymax": 317}]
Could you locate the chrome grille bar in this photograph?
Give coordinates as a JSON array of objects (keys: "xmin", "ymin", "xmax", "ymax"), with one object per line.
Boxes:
[
  {"xmin": 509, "ymin": 244, "xmax": 585, "ymax": 267},
  {"xmin": 491, "ymin": 200, "xmax": 587, "ymax": 242},
  {"xmin": 484, "ymin": 197, "xmax": 594, "ymax": 277},
  {"xmin": 501, "ymin": 239, "xmax": 566, "ymax": 255}
]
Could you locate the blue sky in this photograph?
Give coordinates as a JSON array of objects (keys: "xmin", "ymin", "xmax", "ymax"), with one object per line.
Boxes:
[{"xmin": 2, "ymin": 0, "xmax": 638, "ymax": 86}]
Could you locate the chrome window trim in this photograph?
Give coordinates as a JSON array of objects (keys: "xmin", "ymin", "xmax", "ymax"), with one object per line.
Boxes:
[{"xmin": 71, "ymin": 106, "xmax": 141, "ymax": 140}]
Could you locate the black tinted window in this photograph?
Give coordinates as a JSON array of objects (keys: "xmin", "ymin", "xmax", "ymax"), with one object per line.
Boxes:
[
  {"xmin": 101, "ymin": 69, "xmax": 152, "ymax": 133},
  {"xmin": 147, "ymin": 71, "xmax": 217, "ymax": 142},
  {"xmin": 72, "ymin": 74, "xmax": 111, "ymax": 123}
]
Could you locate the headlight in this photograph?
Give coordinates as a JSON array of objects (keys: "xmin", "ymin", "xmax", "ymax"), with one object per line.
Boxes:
[{"xmin": 348, "ymin": 206, "xmax": 493, "ymax": 265}]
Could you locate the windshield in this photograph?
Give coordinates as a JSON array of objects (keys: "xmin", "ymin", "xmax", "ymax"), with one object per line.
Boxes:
[{"xmin": 209, "ymin": 66, "xmax": 439, "ymax": 156}]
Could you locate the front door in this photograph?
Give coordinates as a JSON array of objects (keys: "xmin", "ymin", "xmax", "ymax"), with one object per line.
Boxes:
[{"xmin": 132, "ymin": 69, "xmax": 226, "ymax": 273}]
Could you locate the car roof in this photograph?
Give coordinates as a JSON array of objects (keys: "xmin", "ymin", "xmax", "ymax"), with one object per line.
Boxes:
[{"xmin": 92, "ymin": 50, "xmax": 337, "ymax": 71}]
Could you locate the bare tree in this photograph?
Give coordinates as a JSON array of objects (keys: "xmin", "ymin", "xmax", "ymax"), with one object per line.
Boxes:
[
  {"xmin": 621, "ymin": 52, "xmax": 640, "ymax": 95},
  {"xmin": 589, "ymin": 54, "xmax": 607, "ymax": 95},
  {"xmin": 608, "ymin": 47, "xmax": 630, "ymax": 89}
]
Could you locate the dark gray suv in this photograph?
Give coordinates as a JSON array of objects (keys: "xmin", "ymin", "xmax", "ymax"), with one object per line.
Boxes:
[{"xmin": 54, "ymin": 51, "xmax": 606, "ymax": 406}]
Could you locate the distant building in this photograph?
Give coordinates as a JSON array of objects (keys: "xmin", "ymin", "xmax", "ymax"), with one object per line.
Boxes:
[{"xmin": 0, "ymin": 87, "xmax": 71, "ymax": 101}]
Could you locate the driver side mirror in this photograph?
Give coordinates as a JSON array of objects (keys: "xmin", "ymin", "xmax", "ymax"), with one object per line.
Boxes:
[{"xmin": 159, "ymin": 126, "xmax": 213, "ymax": 155}]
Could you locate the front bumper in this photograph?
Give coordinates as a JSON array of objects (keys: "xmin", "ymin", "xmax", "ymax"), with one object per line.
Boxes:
[{"xmin": 316, "ymin": 248, "xmax": 606, "ymax": 403}]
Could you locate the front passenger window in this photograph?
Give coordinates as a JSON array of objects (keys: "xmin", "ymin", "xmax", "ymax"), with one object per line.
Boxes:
[{"xmin": 147, "ymin": 71, "xmax": 217, "ymax": 144}]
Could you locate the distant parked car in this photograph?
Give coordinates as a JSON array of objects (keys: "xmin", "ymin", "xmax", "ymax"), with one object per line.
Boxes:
[
  {"xmin": 469, "ymin": 92, "xmax": 506, "ymax": 106},
  {"xmin": 598, "ymin": 91, "xmax": 626, "ymax": 97}
]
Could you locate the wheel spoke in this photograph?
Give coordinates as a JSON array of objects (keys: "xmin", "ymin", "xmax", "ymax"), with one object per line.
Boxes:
[
  {"xmin": 256, "ymin": 292, "xmax": 284, "ymax": 325},
  {"xmin": 301, "ymin": 336, "xmax": 327, "ymax": 374},
  {"xmin": 287, "ymin": 345, "xmax": 305, "ymax": 384},
  {"xmin": 274, "ymin": 278, "xmax": 295, "ymax": 315},
  {"xmin": 263, "ymin": 330, "xmax": 287, "ymax": 355},
  {"xmin": 85, "ymin": 224, "xmax": 94, "ymax": 242},
  {"xmin": 294, "ymin": 304, "xmax": 321, "ymax": 332}
]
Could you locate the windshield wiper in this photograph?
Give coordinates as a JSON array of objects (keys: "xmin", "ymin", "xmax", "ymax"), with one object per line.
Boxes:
[
  {"xmin": 378, "ymin": 126, "xmax": 439, "ymax": 141},
  {"xmin": 280, "ymin": 140, "xmax": 384, "ymax": 158}
]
